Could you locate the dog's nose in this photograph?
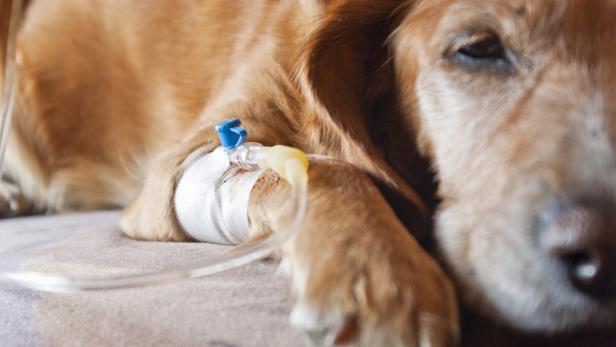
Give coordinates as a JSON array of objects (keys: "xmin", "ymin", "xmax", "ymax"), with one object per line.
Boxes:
[{"xmin": 539, "ymin": 200, "xmax": 616, "ymax": 298}]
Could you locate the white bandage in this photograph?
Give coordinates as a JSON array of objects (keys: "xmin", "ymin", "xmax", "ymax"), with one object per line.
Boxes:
[{"xmin": 174, "ymin": 147, "xmax": 265, "ymax": 245}]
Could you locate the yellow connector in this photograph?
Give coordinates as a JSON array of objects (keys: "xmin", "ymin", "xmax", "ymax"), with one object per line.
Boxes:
[{"xmin": 255, "ymin": 145, "xmax": 309, "ymax": 186}]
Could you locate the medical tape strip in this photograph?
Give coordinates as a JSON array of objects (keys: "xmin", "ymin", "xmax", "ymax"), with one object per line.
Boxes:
[{"xmin": 174, "ymin": 146, "xmax": 266, "ymax": 245}]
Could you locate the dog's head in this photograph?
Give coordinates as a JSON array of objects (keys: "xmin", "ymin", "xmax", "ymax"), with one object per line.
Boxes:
[{"xmin": 299, "ymin": 0, "xmax": 616, "ymax": 335}]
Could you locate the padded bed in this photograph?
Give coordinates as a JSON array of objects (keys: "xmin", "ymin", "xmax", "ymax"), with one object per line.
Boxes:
[
  {"xmin": 0, "ymin": 211, "xmax": 302, "ymax": 347},
  {"xmin": 3, "ymin": 212, "xmax": 615, "ymax": 347}
]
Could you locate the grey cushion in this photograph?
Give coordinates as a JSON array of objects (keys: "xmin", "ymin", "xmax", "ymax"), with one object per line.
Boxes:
[{"xmin": 0, "ymin": 211, "xmax": 302, "ymax": 347}]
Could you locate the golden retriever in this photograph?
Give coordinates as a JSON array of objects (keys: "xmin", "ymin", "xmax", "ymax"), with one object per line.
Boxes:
[{"xmin": 2, "ymin": 0, "xmax": 616, "ymax": 346}]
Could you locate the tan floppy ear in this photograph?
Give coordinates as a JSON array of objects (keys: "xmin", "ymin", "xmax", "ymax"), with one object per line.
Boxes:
[{"xmin": 297, "ymin": 0, "xmax": 425, "ymax": 212}]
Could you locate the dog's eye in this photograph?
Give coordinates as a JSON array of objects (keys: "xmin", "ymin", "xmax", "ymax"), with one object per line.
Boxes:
[{"xmin": 448, "ymin": 31, "xmax": 515, "ymax": 74}]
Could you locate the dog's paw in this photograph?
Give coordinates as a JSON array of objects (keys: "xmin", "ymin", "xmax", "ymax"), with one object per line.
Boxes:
[
  {"xmin": 285, "ymin": 242, "xmax": 459, "ymax": 347},
  {"xmin": 119, "ymin": 170, "xmax": 189, "ymax": 241},
  {"xmin": 120, "ymin": 191, "xmax": 189, "ymax": 242},
  {"xmin": 0, "ymin": 180, "xmax": 31, "ymax": 217}
]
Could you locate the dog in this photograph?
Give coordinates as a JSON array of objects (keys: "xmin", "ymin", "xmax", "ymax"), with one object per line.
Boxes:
[{"xmin": 2, "ymin": 0, "xmax": 616, "ymax": 346}]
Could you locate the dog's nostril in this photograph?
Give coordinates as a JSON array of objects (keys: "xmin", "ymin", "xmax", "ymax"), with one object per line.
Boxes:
[
  {"xmin": 561, "ymin": 251, "xmax": 600, "ymax": 284},
  {"xmin": 539, "ymin": 201, "xmax": 615, "ymax": 298}
]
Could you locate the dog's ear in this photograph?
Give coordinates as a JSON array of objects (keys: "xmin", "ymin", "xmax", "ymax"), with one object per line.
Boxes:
[{"xmin": 297, "ymin": 0, "xmax": 425, "ymax": 210}]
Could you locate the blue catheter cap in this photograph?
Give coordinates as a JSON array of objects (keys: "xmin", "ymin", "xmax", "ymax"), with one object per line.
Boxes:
[{"xmin": 215, "ymin": 118, "xmax": 247, "ymax": 150}]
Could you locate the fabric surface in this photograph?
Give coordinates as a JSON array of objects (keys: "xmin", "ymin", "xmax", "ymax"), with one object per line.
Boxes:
[
  {"xmin": 3, "ymin": 212, "xmax": 615, "ymax": 347},
  {"xmin": 0, "ymin": 211, "xmax": 303, "ymax": 347}
]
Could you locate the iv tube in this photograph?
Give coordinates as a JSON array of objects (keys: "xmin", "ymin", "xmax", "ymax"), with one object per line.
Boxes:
[
  {"xmin": 0, "ymin": 144, "xmax": 308, "ymax": 292},
  {"xmin": 0, "ymin": 0, "xmax": 23, "ymax": 169}
]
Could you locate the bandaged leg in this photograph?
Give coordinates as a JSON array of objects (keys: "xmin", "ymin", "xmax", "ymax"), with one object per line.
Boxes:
[{"xmin": 174, "ymin": 147, "xmax": 265, "ymax": 244}]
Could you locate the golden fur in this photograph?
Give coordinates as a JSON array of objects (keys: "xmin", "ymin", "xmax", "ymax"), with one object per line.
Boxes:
[{"xmin": 3, "ymin": 0, "xmax": 616, "ymax": 346}]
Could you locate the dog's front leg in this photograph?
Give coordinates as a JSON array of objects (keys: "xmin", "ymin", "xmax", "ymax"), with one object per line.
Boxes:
[
  {"xmin": 119, "ymin": 111, "xmax": 290, "ymax": 241},
  {"xmin": 249, "ymin": 160, "xmax": 459, "ymax": 347},
  {"xmin": 118, "ymin": 132, "xmax": 213, "ymax": 241}
]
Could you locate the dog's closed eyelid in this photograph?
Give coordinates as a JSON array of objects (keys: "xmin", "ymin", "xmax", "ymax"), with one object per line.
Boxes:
[
  {"xmin": 445, "ymin": 31, "xmax": 500, "ymax": 54},
  {"xmin": 442, "ymin": 30, "xmax": 518, "ymax": 75}
]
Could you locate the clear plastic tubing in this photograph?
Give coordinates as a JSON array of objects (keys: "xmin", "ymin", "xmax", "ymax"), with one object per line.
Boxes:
[
  {"xmin": 0, "ymin": 142, "xmax": 308, "ymax": 292},
  {"xmin": 0, "ymin": 0, "xmax": 24, "ymax": 167}
]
